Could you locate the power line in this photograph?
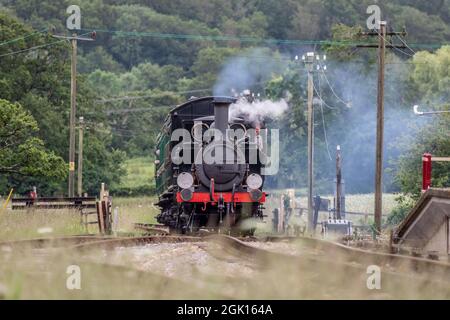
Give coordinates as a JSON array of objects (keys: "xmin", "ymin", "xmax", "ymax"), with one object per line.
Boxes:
[
  {"xmin": 0, "ymin": 28, "xmax": 48, "ymax": 47},
  {"xmin": 96, "ymin": 79, "xmax": 274, "ymax": 104},
  {"xmin": 373, "ymin": 28, "xmax": 415, "ymax": 58},
  {"xmin": 395, "ymin": 34, "xmax": 416, "ymax": 55},
  {"xmin": 96, "ymin": 88, "xmax": 212, "ymax": 103},
  {"xmin": 0, "ymin": 38, "xmax": 65, "ymax": 58},
  {"xmin": 316, "ymin": 62, "xmax": 349, "ymax": 107},
  {"xmin": 82, "ymin": 28, "xmax": 368, "ymax": 46},
  {"xmin": 0, "ymin": 32, "xmax": 92, "ymax": 59},
  {"xmin": 105, "ymin": 105, "xmax": 171, "ymax": 114},
  {"xmin": 312, "ymin": 82, "xmax": 338, "ymax": 110},
  {"xmin": 81, "ymin": 27, "xmax": 448, "ymax": 49},
  {"xmin": 317, "ymin": 71, "xmax": 332, "ymax": 161}
]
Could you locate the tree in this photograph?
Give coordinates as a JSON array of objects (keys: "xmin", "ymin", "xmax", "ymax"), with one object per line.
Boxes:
[
  {"xmin": 394, "ymin": 46, "xmax": 450, "ymax": 198},
  {"xmin": 0, "ymin": 99, "xmax": 66, "ymax": 189},
  {"xmin": 0, "ymin": 13, "xmax": 126, "ymax": 195}
]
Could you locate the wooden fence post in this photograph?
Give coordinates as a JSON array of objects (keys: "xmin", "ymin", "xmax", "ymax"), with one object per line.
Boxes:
[{"xmin": 96, "ymin": 201, "xmax": 105, "ymax": 234}]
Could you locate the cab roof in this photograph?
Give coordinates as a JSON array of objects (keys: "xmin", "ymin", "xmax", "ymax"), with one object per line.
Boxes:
[{"xmin": 169, "ymin": 96, "xmax": 237, "ymax": 114}]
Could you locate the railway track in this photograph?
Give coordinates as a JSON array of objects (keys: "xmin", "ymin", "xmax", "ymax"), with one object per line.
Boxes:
[
  {"xmin": 133, "ymin": 223, "xmax": 170, "ymax": 235},
  {"xmin": 207, "ymin": 235, "xmax": 450, "ymax": 298},
  {"xmin": 2, "ymin": 233, "xmax": 450, "ymax": 275},
  {"xmin": 257, "ymin": 235, "xmax": 450, "ymax": 275},
  {"xmin": 209, "ymin": 234, "xmax": 450, "ymax": 277},
  {"xmin": 1, "ymin": 233, "xmax": 449, "ymax": 298}
]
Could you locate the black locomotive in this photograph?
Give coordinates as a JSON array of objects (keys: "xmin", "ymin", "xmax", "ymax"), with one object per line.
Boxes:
[{"xmin": 154, "ymin": 96, "xmax": 267, "ymax": 234}]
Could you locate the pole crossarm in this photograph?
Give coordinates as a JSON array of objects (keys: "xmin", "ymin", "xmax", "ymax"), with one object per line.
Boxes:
[
  {"xmin": 360, "ymin": 31, "xmax": 407, "ymax": 36},
  {"xmin": 52, "ymin": 35, "xmax": 95, "ymax": 41},
  {"xmin": 356, "ymin": 44, "xmax": 407, "ymax": 48}
]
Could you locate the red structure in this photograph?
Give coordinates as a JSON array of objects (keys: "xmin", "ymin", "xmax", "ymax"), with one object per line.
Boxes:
[{"xmin": 422, "ymin": 153, "xmax": 432, "ymax": 192}]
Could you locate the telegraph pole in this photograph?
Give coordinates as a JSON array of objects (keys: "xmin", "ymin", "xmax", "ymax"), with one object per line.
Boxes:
[
  {"xmin": 358, "ymin": 22, "xmax": 407, "ymax": 238},
  {"xmin": 307, "ymin": 61, "xmax": 314, "ymax": 232},
  {"xmin": 297, "ymin": 52, "xmax": 325, "ymax": 233},
  {"xmin": 374, "ymin": 21, "xmax": 386, "ymax": 236},
  {"xmin": 52, "ymin": 32, "xmax": 95, "ymax": 197},
  {"xmin": 336, "ymin": 145, "xmax": 342, "ymax": 220},
  {"xmin": 69, "ymin": 34, "xmax": 77, "ymax": 197},
  {"xmin": 77, "ymin": 116, "xmax": 84, "ymax": 197}
]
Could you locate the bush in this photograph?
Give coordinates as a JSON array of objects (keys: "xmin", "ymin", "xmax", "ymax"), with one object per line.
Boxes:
[{"xmin": 386, "ymin": 195, "xmax": 415, "ymax": 227}]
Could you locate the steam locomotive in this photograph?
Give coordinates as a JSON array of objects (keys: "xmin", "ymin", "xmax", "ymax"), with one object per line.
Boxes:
[{"xmin": 154, "ymin": 96, "xmax": 267, "ymax": 234}]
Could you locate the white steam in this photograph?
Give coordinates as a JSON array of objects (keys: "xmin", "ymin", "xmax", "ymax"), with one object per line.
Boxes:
[{"xmin": 230, "ymin": 99, "xmax": 289, "ymax": 124}]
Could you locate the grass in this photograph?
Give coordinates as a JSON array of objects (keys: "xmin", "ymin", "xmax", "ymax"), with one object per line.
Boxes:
[
  {"xmin": 119, "ymin": 156, "xmax": 154, "ymax": 189},
  {"xmin": 0, "ymin": 193, "xmax": 399, "ymax": 240},
  {"xmin": 0, "ymin": 209, "xmax": 85, "ymax": 241},
  {"xmin": 257, "ymin": 192, "xmax": 400, "ymax": 235},
  {"xmin": 0, "ymin": 196, "xmax": 159, "ymax": 241},
  {"xmin": 1, "ymin": 194, "xmax": 447, "ymax": 300},
  {"xmin": 113, "ymin": 196, "xmax": 159, "ymax": 231},
  {"xmin": 267, "ymin": 190, "xmax": 397, "ymax": 214}
]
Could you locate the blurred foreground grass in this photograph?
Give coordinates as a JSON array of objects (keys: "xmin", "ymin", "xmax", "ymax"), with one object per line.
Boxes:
[{"xmin": 1, "ymin": 193, "xmax": 447, "ymax": 300}]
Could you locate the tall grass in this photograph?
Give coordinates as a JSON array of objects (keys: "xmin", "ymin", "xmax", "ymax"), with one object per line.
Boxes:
[
  {"xmin": 0, "ymin": 196, "xmax": 159, "ymax": 240},
  {"xmin": 119, "ymin": 156, "xmax": 154, "ymax": 189}
]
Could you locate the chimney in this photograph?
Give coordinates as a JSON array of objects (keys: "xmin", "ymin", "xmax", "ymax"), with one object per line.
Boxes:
[{"xmin": 213, "ymin": 97, "xmax": 236, "ymax": 136}]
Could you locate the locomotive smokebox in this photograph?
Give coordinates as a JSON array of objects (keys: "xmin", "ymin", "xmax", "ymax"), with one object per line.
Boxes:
[{"xmin": 213, "ymin": 97, "xmax": 236, "ymax": 136}]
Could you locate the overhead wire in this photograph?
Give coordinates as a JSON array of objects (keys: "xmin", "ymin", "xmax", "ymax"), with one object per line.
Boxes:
[
  {"xmin": 80, "ymin": 27, "xmax": 447, "ymax": 49},
  {"xmin": 96, "ymin": 88, "xmax": 212, "ymax": 103},
  {"xmin": 0, "ymin": 28, "xmax": 48, "ymax": 47},
  {"xmin": 373, "ymin": 28, "xmax": 415, "ymax": 58},
  {"xmin": 312, "ymin": 82, "xmax": 338, "ymax": 110},
  {"xmin": 395, "ymin": 34, "xmax": 416, "ymax": 55},
  {"xmin": 316, "ymin": 68, "xmax": 333, "ymax": 161},
  {"xmin": 317, "ymin": 60, "xmax": 349, "ymax": 107},
  {"xmin": 0, "ymin": 39, "xmax": 66, "ymax": 58},
  {"xmin": 105, "ymin": 105, "xmax": 172, "ymax": 114},
  {"xmin": 0, "ymin": 31, "xmax": 92, "ymax": 59}
]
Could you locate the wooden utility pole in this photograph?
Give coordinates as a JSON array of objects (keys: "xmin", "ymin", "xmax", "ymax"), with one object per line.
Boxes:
[
  {"xmin": 68, "ymin": 34, "xmax": 77, "ymax": 197},
  {"xmin": 77, "ymin": 116, "xmax": 84, "ymax": 197},
  {"xmin": 297, "ymin": 52, "xmax": 325, "ymax": 233},
  {"xmin": 52, "ymin": 32, "xmax": 95, "ymax": 197},
  {"xmin": 304, "ymin": 52, "xmax": 315, "ymax": 233},
  {"xmin": 374, "ymin": 21, "xmax": 386, "ymax": 236},
  {"xmin": 307, "ymin": 65, "xmax": 314, "ymax": 232},
  {"xmin": 336, "ymin": 145, "xmax": 342, "ymax": 220},
  {"xmin": 358, "ymin": 23, "xmax": 407, "ymax": 238}
]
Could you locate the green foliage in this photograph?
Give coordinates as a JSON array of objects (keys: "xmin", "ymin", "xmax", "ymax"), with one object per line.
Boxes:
[
  {"xmin": 0, "ymin": 99, "xmax": 66, "ymax": 193},
  {"xmin": 111, "ymin": 157, "xmax": 155, "ymax": 196},
  {"xmin": 78, "ymin": 47, "xmax": 125, "ymax": 73},
  {"xmin": 394, "ymin": 47, "xmax": 450, "ymax": 198},
  {"xmin": 2, "ymin": 1, "xmax": 450, "ymax": 198},
  {"xmin": 386, "ymin": 195, "xmax": 415, "ymax": 227},
  {"xmin": 326, "ymin": 23, "xmax": 365, "ymax": 60},
  {"xmin": 0, "ymin": 13, "xmax": 125, "ymax": 196}
]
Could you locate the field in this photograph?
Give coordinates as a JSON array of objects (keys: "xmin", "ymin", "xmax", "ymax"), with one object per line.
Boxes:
[
  {"xmin": 0, "ymin": 193, "xmax": 397, "ymax": 241},
  {"xmin": 0, "ymin": 196, "xmax": 159, "ymax": 241},
  {"xmin": 118, "ymin": 157, "xmax": 154, "ymax": 189}
]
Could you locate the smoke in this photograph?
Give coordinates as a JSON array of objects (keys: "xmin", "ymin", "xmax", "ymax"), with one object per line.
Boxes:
[
  {"xmin": 229, "ymin": 99, "xmax": 289, "ymax": 125},
  {"xmin": 213, "ymin": 47, "xmax": 429, "ymax": 194},
  {"xmin": 213, "ymin": 48, "xmax": 287, "ymax": 96},
  {"xmin": 213, "ymin": 48, "xmax": 290, "ymax": 124},
  {"xmin": 312, "ymin": 59, "xmax": 428, "ymax": 194}
]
